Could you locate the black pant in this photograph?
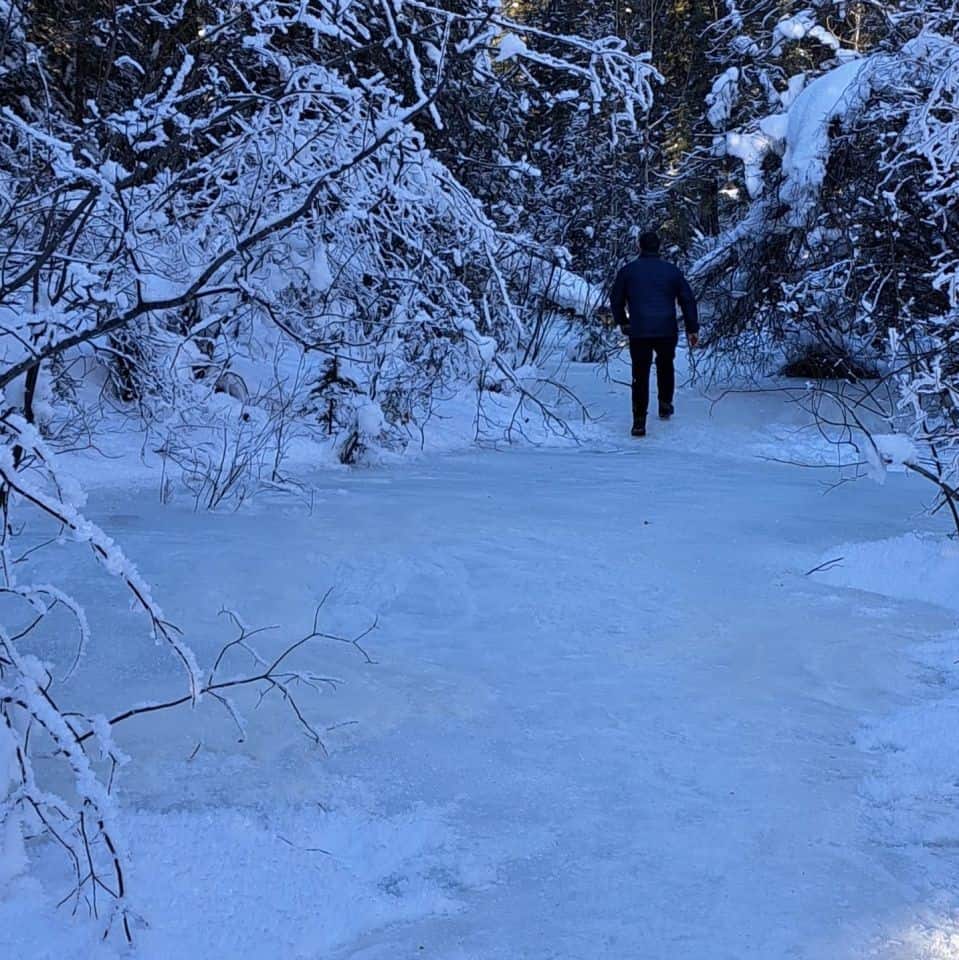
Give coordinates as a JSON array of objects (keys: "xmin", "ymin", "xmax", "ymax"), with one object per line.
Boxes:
[{"xmin": 629, "ymin": 336, "xmax": 678, "ymax": 422}]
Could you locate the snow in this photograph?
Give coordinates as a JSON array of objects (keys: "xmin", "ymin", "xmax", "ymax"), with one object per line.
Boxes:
[
  {"xmin": 356, "ymin": 401, "xmax": 386, "ymax": 438},
  {"xmin": 5, "ymin": 358, "xmax": 959, "ymax": 958},
  {"xmin": 815, "ymin": 532, "xmax": 959, "ymax": 613},
  {"xmin": 863, "ymin": 433, "xmax": 920, "ymax": 483},
  {"xmin": 309, "ymin": 244, "xmax": 334, "ymax": 293},
  {"xmin": 759, "ymin": 111, "xmax": 789, "ymax": 143},
  {"xmin": 773, "ymin": 11, "xmax": 841, "ymax": 52},
  {"xmin": 780, "ymin": 72, "xmax": 807, "ymax": 109},
  {"xmin": 731, "ymin": 34, "xmax": 759, "ymax": 57},
  {"xmin": 545, "ymin": 268, "xmax": 603, "ymax": 316},
  {"xmin": 723, "ymin": 57, "xmax": 870, "ymax": 210},
  {"xmin": 495, "ymin": 34, "xmax": 528, "ymax": 63},
  {"xmin": 809, "ymin": 533, "xmax": 959, "ymax": 957},
  {"xmin": 725, "ymin": 129, "xmax": 777, "ymax": 198},
  {"xmin": 706, "ymin": 67, "xmax": 740, "ymax": 128},
  {"xmin": 779, "ymin": 57, "xmax": 871, "ymax": 223},
  {"xmin": 724, "ymin": 113, "xmax": 789, "ymax": 196},
  {"xmin": 0, "ymin": 722, "xmax": 26, "ymax": 889}
]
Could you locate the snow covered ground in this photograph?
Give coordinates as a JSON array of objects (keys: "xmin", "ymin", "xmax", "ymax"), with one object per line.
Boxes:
[{"xmin": 3, "ymin": 353, "xmax": 959, "ymax": 959}]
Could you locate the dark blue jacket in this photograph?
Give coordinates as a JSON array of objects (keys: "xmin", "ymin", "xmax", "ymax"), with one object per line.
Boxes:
[{"xmin": 610, "ymin": 253, "xmax": 699, "ymax": 339}]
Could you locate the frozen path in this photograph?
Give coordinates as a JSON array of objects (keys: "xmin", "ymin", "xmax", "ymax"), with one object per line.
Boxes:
[
  {"xmin": 5, "ymin": 364, "xmax": 959, "ymax": 959},
  {"xmin": 314, "ymin": 436, "xmax": 954, "ymax": 959}
]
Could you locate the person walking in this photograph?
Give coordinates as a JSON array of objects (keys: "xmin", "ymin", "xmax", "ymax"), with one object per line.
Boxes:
[{"xmin": 610, "ymin": 231, "xmax": 699, "ymax": 437}]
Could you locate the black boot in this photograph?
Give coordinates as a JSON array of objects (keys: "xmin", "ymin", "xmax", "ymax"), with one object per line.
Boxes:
[
  {"xmin": 658, "ymin": 403, "xmax": 674, "ymax": 420},
  {"xmin": 631, "ymin": 419, "xmax": 646, "ymax": 437}
]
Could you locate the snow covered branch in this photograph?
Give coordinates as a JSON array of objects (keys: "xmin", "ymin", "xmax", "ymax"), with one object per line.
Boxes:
[{"xmin": 0, "ymin": 0, "xmax": 656, "ymax": 476}]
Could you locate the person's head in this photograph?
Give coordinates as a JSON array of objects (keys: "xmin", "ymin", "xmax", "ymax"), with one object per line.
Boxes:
[{"xmin": 639, "ymin": 231, "xmax": 661, "ymax": 255}]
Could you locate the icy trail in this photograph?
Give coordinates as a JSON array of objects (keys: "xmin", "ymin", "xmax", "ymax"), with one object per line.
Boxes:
[{"xmin": 4, "ymin": 359, "xmax": 959, "ymax": 959}]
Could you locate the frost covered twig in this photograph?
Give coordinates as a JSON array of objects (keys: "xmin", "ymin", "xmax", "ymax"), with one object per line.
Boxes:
[
  {"xmin": 77, "ymin": 607, "xmax": 375, "ymax": 753},
  {"xmin": 0, "ymin": 418, "xmax": 372, "ymax": 939}
]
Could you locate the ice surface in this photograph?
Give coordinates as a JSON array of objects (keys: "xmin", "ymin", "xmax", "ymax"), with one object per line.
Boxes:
[{"xmin": 4, "ymin": 357, "xmax": 958, "ymax": 959}]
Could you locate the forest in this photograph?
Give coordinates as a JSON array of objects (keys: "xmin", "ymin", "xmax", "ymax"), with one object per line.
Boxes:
[{"xmin": 1, "ymin": 2, "xmax": 958, "ymax": 957}]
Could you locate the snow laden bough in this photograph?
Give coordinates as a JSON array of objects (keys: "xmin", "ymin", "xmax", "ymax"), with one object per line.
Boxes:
[
  {"xmin": 694, "ymin": 23, "xmax": 959, "ymax": 529},
  {"xmin": 692, "ymin": 2, "xmax": 875, "ymax": 375},
  {"xmin": 0, "ymin": 0, "xmax": 656, "ymax": 491}
]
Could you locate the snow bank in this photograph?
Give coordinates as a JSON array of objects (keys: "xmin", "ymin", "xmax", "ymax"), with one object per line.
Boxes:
[
  {"xmin": 817, "ymin": 532, "xmax": 959, "ymax": 612},
  {"xmin": 859, "ymin": 680, "xmax": 959, "ymax": 849},
  {"xmin": 0, "ymin": 798, "xmax": 493, "ymax": 959},
  {"xmin": 829, "ymin": 529, "xmax": 959, "ymax": 953},
  {"xmin": 855, "ymin": 628, "xmax": 959, "ymax": 957}
]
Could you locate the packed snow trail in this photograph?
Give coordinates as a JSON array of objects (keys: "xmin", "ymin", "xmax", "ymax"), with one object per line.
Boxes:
[{"xmin": 3, "ymin": 361, "xmax": 959, "ymax": 959}]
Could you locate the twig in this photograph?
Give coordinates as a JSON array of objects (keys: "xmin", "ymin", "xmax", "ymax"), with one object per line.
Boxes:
[{"xmin": 804, "ymin": 557, "xmax": 844, "ymax": 576}]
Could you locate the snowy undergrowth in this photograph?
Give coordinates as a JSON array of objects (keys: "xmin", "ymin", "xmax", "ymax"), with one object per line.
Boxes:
[
  {"xmin": 1, "ymin": 0, "xmax": 650, "ymax": 487},
  {"xmin": 53, "ymin": 353, "xmax": 602, "ymax": 503}
]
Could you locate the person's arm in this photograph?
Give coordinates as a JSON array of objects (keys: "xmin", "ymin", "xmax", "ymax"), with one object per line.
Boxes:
[
  {"xmin": 677, "ymin": 271, "xmax": 699, "ymax": 345},
  {"xmin": 610, "ymin": 267, "xmax": 629, "ymax": 334}
]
